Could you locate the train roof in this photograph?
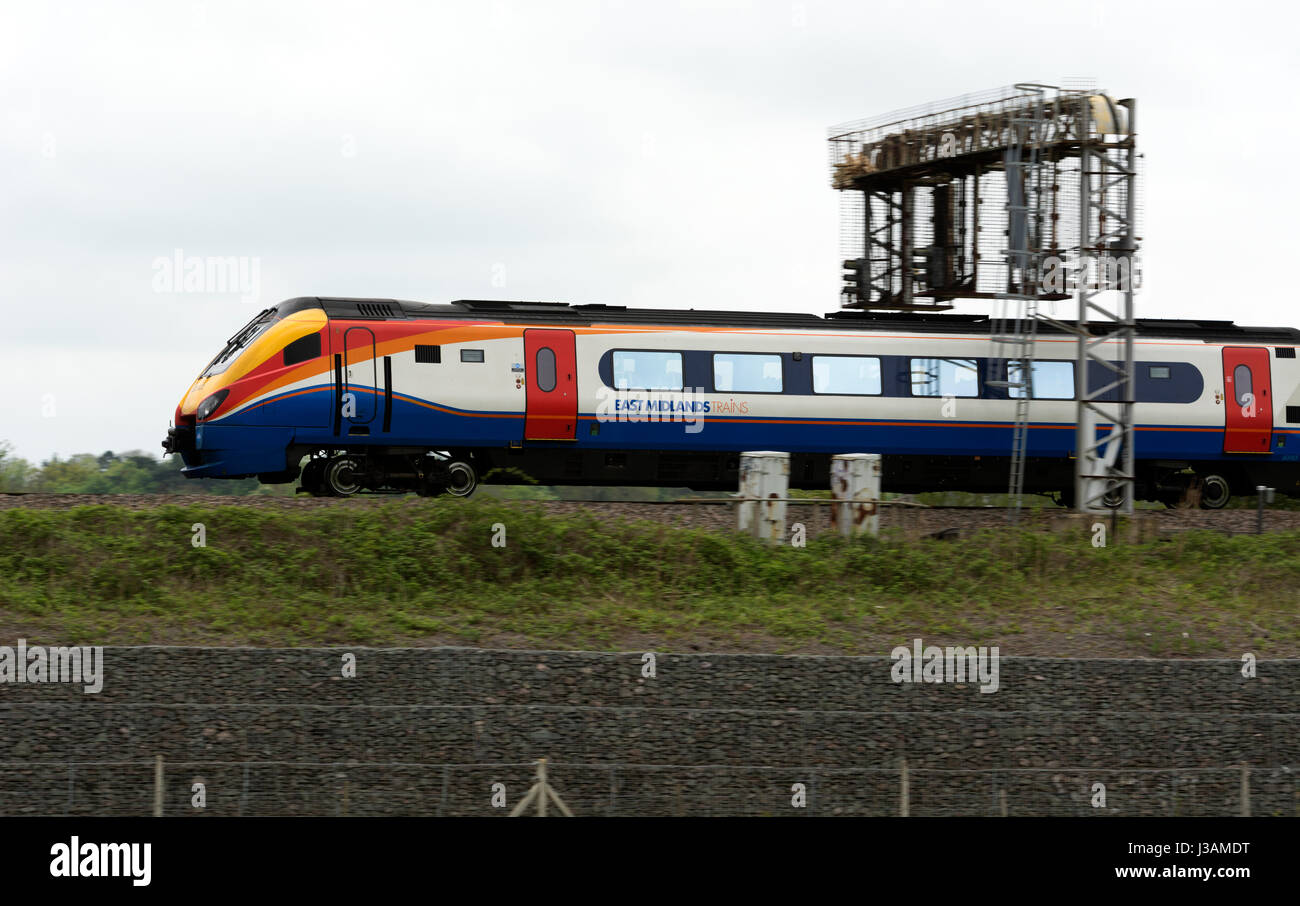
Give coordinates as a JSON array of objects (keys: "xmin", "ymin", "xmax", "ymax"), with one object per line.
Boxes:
[{"xmin": 275, "ymin": 296, "xmax": 1300, "ymax": 344}]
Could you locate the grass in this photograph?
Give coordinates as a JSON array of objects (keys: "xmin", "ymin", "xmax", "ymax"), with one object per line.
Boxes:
[{"xmin": 0, "ymin": 499, "xmax": 1297, "ymax": 657}]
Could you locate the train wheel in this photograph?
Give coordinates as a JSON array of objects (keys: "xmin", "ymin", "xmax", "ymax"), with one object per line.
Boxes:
[
  {"xmin": 444, "ymin": 460, "xmax": 477, "ymax": 498},
  {"xmin": 1198, "ymin": 474, "xmax": 1232, "ymax": 510},
  {"xmin": 323, "ymin": 457, "xmax": 364, "ymax": 498}
]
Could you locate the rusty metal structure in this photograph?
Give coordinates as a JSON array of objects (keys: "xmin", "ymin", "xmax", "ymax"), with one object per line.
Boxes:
[{"xmin": 828, "ymin": 83, "xmax": 1140, "ymax": 514}]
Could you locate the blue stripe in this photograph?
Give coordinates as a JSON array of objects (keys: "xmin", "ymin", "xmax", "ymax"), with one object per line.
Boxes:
[{"xmin": 193, "ymin": 386, "xmax": 1290, "ymax": 477}]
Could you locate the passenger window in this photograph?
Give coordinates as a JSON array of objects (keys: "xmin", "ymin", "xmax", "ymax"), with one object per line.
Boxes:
[
  {"xmin": 283, "ymin": 332, "xmax": 321, "ymax": 367},
  {"xmin": 713, "ymin": 353, "xmax": 783, "ymax": 393},
  {"xmin": 1233, "ymin": 364, "xmax": 1252, "ymax": 407},
  {"xmin": 812, "ymin": 356, "xmax": 881, "ymax": 395},
  {"xmin": 1008, "ymin": 361, "xmax": 1074, "ymax": 399},
  {"xmin": 536, "ymin": 347, "xmax": 557, "ymax": 392},
  {"xmin": 612, "ymin": 351, "xmax": 683, "ymax": 390},
  {"xmin": 910, "ymin": 358, "xmax": 978, "ymax": 397}
]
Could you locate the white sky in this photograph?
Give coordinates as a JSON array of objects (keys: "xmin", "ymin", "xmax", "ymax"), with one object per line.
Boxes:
[{"xmin": 3, "ymin": 0, "xmax": 1298, "ymax": 462}]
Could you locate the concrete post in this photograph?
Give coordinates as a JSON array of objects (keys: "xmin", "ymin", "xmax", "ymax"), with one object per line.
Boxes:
[
  {"xmin": 830, "ymin": 453, "xmax": 882, "ymax": 537},
  {"xmin": 737, "ymin": 452, "xmax": 790, "ymax": 543}
]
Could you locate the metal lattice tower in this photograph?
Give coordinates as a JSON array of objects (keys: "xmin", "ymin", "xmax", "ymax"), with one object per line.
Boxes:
[
  {"xmin": 828, "ymin": 82, "xmax": 1140, "ymax": 515},
  {"xmin": 1070, "ymin": 98, "xmax": 1138, "ymax": 513},
  {"xmin": 988, "ymin": 84, "xmax": 1052, "ymax": 520}
]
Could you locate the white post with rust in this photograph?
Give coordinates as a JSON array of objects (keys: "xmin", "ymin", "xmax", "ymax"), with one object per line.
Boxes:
[
  {"xmin": 831, "ymin": 453, "xmax": 881, "ymax": 537},
  {"xmin": 737, "ymin": 452, "xmax": 790, "ymax": 543}
]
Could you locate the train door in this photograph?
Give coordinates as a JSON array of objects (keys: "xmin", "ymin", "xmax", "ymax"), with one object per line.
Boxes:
[
  {"xmin": 523, "ymin": 329, "xmax": 577, "ymax": 440},
  {"xmin": 342, "ymin": 326, "xmax": 377, "ymax": 427},
  {"xmin": 1222, "ymin": 346, "xmax": 1272, "ymax": 453}
]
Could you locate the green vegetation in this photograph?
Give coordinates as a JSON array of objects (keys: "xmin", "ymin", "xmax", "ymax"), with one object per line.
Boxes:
[
  {"xmin": 0, "ymin": 443, "xmax": 697, "ymax": 500},
  {"xmin": 0, "ymin": 500, "xmax": 1295, "ymax": 657},
  {"xmin": 0, "ymin": 443, "xmax": 277, "ymax": 495}
]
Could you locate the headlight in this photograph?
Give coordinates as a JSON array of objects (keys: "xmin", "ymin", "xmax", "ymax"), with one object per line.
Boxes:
[{"xmin": 197, "ymin": 389, "xmax": 230, "ymax": 421}]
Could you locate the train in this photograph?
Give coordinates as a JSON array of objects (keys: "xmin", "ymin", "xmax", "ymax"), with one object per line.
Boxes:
[{"xmin": 162, "ymin": 296, "xmax": 1300, "ymax": 507}]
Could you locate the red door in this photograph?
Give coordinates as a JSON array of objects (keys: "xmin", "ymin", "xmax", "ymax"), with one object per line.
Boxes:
[
  {"xmin": 524, "ymin": 329, "xmax": 577, "ymax": 440},
  {"xmin": 1222, "ymin": 347, "xmax": 1272, "ymax": 453},
  {"xmin": 340, "ymin": 326, "xmax": 377, "ymax": 425}
]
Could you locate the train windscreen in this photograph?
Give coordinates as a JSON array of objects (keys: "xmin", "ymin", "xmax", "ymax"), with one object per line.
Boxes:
[{"xmin": 200, "ymin": 308, "xmax": 279, "ymax": 377}]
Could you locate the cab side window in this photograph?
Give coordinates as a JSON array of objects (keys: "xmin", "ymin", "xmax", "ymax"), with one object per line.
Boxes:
[{"xmin": 283, "ymin": 332, "xmax": 322, "ymax": 367}]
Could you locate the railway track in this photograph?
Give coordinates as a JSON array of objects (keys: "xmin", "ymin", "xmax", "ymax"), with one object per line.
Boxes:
[
  {"xmin": 1, "ymin": 491, "xmax": 1297, "ymax": 538},
  {"xmin": 0, "ymin": 489, "xmax": 1013, "ymax": 508}
]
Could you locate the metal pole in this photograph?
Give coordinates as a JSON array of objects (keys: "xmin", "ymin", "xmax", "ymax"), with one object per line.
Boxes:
[
  {"xmin": 547, "ymin": 781, "xmax": 575, "ymax": 818},
  {"xmin": 153, "ymin": 755, "xmax": 163, "ymax": 817},
  {"xmin": 1120, "ymin": 99, "xmax": 1137, "ymax": 515},
  {"xmin": 1240, "ymin": 763, "xmax": 1251, "ymax": 817},
  {"xmin": 1075, "ymin": 94, "xmax": 1094, "ymax": 513},
  {"xmin": 900, "ymin": 758, "xmax": 910, "ymax": 817},
  {"xmin": 537, "ymin": 758, "xmax": 547, "ymax": 817},
  {"xmin": 509, "ymin": 784, "xmax": 540, "ymax": 817}
]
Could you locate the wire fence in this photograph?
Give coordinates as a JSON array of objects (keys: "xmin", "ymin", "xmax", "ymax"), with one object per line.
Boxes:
[
  {"xmin": 1, "ymin": 758, "xmax": 1293, "ymax": 817},
  {"xmin": 4, "ymin": 650, "xmax": 1295, "ymax": 817}
]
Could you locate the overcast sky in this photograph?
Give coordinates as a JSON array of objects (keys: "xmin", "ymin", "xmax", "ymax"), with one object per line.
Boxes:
[{"xmin": 3, "ymin": 0, "xmax": 1297, "ymax": 463}]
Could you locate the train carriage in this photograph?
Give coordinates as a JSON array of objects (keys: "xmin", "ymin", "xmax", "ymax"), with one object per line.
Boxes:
[{"xmin": 162, "ymin": 296, "xmax": 1300, "ymax": 507}]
